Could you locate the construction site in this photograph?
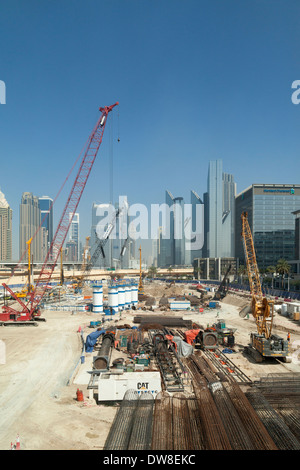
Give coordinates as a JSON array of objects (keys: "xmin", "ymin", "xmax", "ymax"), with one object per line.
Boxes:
[
  {"xmin": 1, "ymin": 277, "xmax": 300, "ymax": 451},
  {"xmin": 1, "ymin": 103, "xmax": 300, "ymax": 452}
]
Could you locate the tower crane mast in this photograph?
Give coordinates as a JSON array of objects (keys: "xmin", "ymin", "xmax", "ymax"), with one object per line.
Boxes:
[
  {"xmin": 1, "ymin": 102, "xmax": 118, "ymax": 324},
  {"xmin": 74, "ymin": 208, "xmax": 121, "ymax": 290}
]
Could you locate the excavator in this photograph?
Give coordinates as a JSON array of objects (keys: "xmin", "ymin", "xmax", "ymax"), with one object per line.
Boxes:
[{"xmin": 241, "ymin": 212, "xmax": 291, "ymax": 363}]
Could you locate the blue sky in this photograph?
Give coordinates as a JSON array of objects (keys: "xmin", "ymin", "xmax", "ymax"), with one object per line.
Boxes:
[{"xmin": 0, "ymin": 0, "xmax": 300, "ymax": 260}]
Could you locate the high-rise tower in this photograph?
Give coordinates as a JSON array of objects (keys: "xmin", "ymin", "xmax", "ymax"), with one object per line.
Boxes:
[
  {"xmin": 19, "ymin": 192, "xmax": 43, "ymax": 261},
  {"xmin": 38, "ymin": 196, "xmax": 53, "ymax": 250},
  {"xmin": 0, "ymin": 189, "xmax": 12, "ymax": 261},
  {"xmin": 206, "ymin": 160, "xmax": 236, "ymax": 258}
]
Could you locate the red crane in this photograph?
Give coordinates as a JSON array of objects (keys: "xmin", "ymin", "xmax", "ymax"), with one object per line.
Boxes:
[{"xmin": 1, "ymin": 102, "xmax": 118, "ymax": 324}]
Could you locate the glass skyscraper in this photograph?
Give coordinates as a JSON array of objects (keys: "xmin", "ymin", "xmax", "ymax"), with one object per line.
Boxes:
[
  {"xmin": 173, "ymin": 196, "xmax": 185, "ymax": 266},
  {"xmin": 91, "ymin": 202, "xmax": 111, "ymax": 267},
  {"xmin": 206, "ymin": 160, "xmax": 236, "ymax": 258},
  {"xmin": 160, "ymin": 191, "xmax": 175, "ymax": 267},
  {"xmin": 19, "ymin": 192, "xmax": 43, "ymax": 261},
  {"xmin": 0, "ymin": 189, "xmax": 12, "ymax": 261},
  {"xmin": 68, "ymin": 212, "xmax": 80, "ymax": 261},
  {"xmin": 235, "ymin": 184, "xmax": 300, "ymax": 270},
  {"xmin": 189, "ymin": 190, "xmax": 203, "ymax": 264},
  {"xmin": 38, "ymin": 196, "xmax": 53, "ymax": 250},
  {"xmin": 91, "ymin": 197, "xmax": 130, "ymax": 269}
]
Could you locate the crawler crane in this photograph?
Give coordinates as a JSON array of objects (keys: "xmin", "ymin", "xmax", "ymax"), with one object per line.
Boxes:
[
  {"xmin": 0, "ymin": 102, "xmax": 118, "ymax": 325},
  {"xmin": 241, "ymin": 212, "xmax": 291, "ymax": 362}
]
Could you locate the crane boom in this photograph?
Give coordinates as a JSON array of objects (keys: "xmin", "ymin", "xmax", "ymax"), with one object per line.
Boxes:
[
  {"xmin": 86, "ymin": 208, "xmax": 120, "ymax": 271},
  {"xmin": 241, "ymin": 211, "xmax": 290, "ymax": 362},
  {"xmin": 2, "ymin": 102, "xmax": 118, "ymax": 321},
  {"xmin": 241, "ymin": 211, "xmax": 273, "ymax": 338}
]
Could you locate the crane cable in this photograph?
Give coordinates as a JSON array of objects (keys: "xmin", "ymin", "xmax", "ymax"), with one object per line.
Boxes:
[{"xmin": 6, "ymin": 129, "xmax": 94, "ymax": 287}]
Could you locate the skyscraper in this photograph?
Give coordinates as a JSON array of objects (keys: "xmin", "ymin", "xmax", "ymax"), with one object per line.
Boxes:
[
  {"xmin": 19, "ymin": 192, "xmax": 43, "ymax": 261},
  {"xmin": 38, "ymin": 196, "xmax": 53, "ymax": 250},
  {"xmin": 91, "ymin": 202, "xmax": 111, "ymax": 267},
  {"xmin": 173, "ymin": 197, "xmax": 185, "ymax": 266},
  {"xmin": 0, "ymin": 189, "xmax": 12, "ymax": 261},
  {"xmin": 235, "ymin": 184, "xmax": 300, "ymax": 270},
  {"xmin": 222, "ymin": 172, "xmax": 236, "ymax": 257},
  {"xmin": 207, "ymin": 159, "xmax": 223, "ymax": 258},
  {"xmin": 91, "ymin": 198, "xmax": 130, "ymax": 269},
  {"xmin": 159, "ymin": 191, "xmax": 175, "ymax": 267},
  {"xmin": 206, "ymin": 160, "xmax": 236, "ymax": 258},
  {"xmin": 68, "ymin": 212, "xmax": 80, "ymax": 261},
  {"xmin": 189, "ymin": 190, "xmax": 203, "ymax": 264},
  {"xmin": 158, "ymin": 191, "xmax": 189, "ymax": 267}
]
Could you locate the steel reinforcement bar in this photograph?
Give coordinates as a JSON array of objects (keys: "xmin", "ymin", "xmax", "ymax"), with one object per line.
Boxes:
[
  {"xmin": 151, "ymin": 392, "xmax": 205, "ymax": 450},
  {"xmin": 104, "ymin": 390, "xmax": 154, "ymax": 451},
  {"xmin": 245, "ymin": 386, "xmax": 300, "ymax": 450},
  {"xmin": 222, "ymin": 381, "xmax": 278, "ymax": 450},
  {"xmin": 187, "ymin": 359, "xmax": 232, "ymax": 450}
]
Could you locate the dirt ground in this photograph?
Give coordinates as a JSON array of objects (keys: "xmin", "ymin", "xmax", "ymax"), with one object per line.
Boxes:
[{"xmin": 1, "ymin": 281, "xmax": 300, "ymax": 450}]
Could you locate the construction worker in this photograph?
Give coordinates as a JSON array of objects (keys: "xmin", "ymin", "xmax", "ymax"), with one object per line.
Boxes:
[
  {"xmin": 287, "ymin": 332, "xmax": 291, "ymax": 342},
  {"xmin": 227, "ymin": 331, "xmax": 235, "ymax": 348}
]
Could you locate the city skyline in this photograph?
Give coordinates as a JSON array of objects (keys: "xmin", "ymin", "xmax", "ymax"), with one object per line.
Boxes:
[
  {"xmin": 0, "ymin": 1, "xmax": 299, "ymax": 262},
  {"xmin": 3, "ymin": 164, "xmax": 300, "ymax": 265}
]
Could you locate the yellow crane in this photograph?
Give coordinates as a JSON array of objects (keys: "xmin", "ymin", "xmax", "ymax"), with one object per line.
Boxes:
[
  {"xmin": 16, "ymin": 238, "xmax": 34, "ymax": 298},
  {"xmin": 72, "ymin": 236, "xmax": 91, "ymax": 291},
  {"xmin": 241, "ymin": 212, "xmax": 291, "ymax": 362}
]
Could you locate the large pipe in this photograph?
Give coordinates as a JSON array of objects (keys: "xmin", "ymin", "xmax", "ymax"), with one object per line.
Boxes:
[{"xmin": 93, "ymin": 333, "xmax": 115, "ymax": 370}]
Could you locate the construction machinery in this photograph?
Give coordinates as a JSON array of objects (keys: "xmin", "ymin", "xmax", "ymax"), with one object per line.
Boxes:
[
  {"xmin": 72, "ymin": 208, "xmax": 121, "ymax": 290},
  {"xmin": 241, "ymin": 211, "xmax": 291, "ymax": 362},
  {"xmin": 82, "ymin": 236, "xmax": 91, "ymax": 272},
  {"xmin": 214, "ymin": 264, "xmax": 231, "ymax": 300},
  {"xmin": 71, "ymin": 236, "xmax": 91, "ymax": 291},
  {"xmin": 0, "ymin": 102, "xmax": 118, "ymax": 325}
]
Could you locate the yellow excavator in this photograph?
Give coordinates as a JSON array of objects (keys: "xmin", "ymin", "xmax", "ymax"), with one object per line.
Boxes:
[{"xmin": 241, "ymin": 212, "xmax": 291, "ymax": 363}]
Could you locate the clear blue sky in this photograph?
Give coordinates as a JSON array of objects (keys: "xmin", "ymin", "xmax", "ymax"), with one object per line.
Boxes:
[{"xmin": 0, "ymin": 0, "xmax": 299, "ymax": 260}]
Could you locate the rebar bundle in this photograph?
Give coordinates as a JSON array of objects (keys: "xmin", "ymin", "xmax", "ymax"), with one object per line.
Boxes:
[
  {"xmin": 223, "ymin": 382, "xmax": 278, "ymax": 450},
  {"xmin": 104, "ymin": 390, "xmax": 154, "ymax": 450},
  {"xmin": 209, "ymin": 382, "xmax": 255, "ymax": 450},
  {"xmin": 246, "ymin": 386, "xmax": 300, "ymax": 450},
  {"xmin": 152, "ymin": 392, "xmax": 173, "ymax": 450},
  {"xmin": 127, "ymin": 392, "xmax": 154, "ymax": 450},
  {"xmin": 151, "ymin": 392, "xmax": 204, "ymax": 450},
  {"xmin": 187, "ymin": 359, "xmax": 232, "ymax": 450}
]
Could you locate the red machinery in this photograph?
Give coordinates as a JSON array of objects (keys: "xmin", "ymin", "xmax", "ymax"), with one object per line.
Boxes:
[{"xmin": 1, "ymin": 102, "xmax": 118, "ymax": 325}]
